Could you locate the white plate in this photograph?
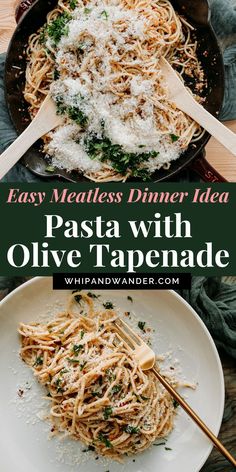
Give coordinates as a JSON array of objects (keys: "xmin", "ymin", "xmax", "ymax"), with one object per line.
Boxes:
[{"xmin": 0, "ymin": 277, "xmax": 224, "ymax": 472}]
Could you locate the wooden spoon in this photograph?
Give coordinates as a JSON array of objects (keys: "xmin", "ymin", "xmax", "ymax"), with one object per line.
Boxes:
[
  {"xmin": 0, "ymin": 95, "xmax": 63, "ymax": 180},
  {"xmin": 159, "ymin": 57, "xmax": 236, "ymax": 156}
]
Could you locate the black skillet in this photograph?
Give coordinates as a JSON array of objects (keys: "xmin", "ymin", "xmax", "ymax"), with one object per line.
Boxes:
[{"xmin": 5, "ymin": 0, "xmax": 226, "ymax": 182}]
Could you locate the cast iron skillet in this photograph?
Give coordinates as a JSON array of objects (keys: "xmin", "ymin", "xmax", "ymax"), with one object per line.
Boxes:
[{"xmin": 5, "ymin": 0, "xmax": 226, "ymax": 182}]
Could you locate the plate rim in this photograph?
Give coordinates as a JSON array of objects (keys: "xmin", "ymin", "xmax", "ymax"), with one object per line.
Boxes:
[{"xmin": 0, "ymin": 276, "xmax": 225, "ymax": 472}]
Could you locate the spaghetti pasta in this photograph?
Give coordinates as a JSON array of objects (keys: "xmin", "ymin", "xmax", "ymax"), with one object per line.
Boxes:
[
  {"xmin": 19, "ymin": 292, "xmax": 178, "ymax": 460},
  {"xmin": 23, "ymin": 0, "xmax": 206, "ymax": 181}
]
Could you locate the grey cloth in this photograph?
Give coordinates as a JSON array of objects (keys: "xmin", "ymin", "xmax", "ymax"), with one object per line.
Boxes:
[{"xmin": 178, "ymin": 277, "xmax": 236, "ymax": 359}]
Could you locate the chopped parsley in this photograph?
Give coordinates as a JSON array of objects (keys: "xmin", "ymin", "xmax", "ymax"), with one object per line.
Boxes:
[
  {"xmin": 82, "ymin": 445, "xmax": 95, "ymax": 452},
  {"xmin": 33, "ymin": 356, "xmax": 43, "ymax": 367},
  {"xmin": 165, "ymin": 447, "xmax": 172, "ymax": 451},
  {"xmin": 80, "ymin": 330, "xmax": 85, "ymax": 339},
  {"xmin": 53, "ymin": 69, "xmax": 60, "ymax": 80},
  {"xmin": 80, "ymin": 361, "xmax": 87, "ymax": 370},
  {"xmin": 103, "ymin": 406, "xmax": 113, "ymax": 420},
  {"xmin": 105, "ymin": 369, "xmax": 116, "ymax": 382},
  {"xmin": 87, "ymin": 292, "xmax": 100, "ymax": 299},
  {"xmin": 170, "ymin": 133, "xmax": 179, "ymax": 142},
  {"xmin": 101, "ymin": 10, "xmax": 109, "ymax": 19},
  {"xmin": 39, "ymin": 26, "xmax": 47, "ymax": 44},
  {"xmin": 98, "ymin": 433, "xmax": 112, "ymax": 448},
  {"xmin": 122, "ymin": 425, "xmax": 140, "ymax": 434},
  {"xmin": 67, "ymin": 358, "xmax": 81, "ymax": 363},
  {"xmin": 69, "ymin": 0, "xmax": 77, "ymax": 9},
  {"xmin": 84, "ymin": 135, "xmax": 157, "ymax": 180},
  {"xmin": 55, "ymin": 96, "xmax": 88, "ymax": 128},
  {"xmin": 91, "ymin": 391, "xmax": 103, "ymax": 398},
  {"xmin": 73, "ymin": 293, "xmax": 82, "ymax": 304},
  {"xmin": 60, "ymin": 368, "xmax": 69, "ymax": 375},
  {"xmin": 72, "ymin": 344, "xmax": 83, "ymax": 355},
  {"xmin": 46, "ymin": 12, "xmax": 72, "ymax": 45},
  {"xmin": 112, "ymin": 384, "xmax": 122, "ymax": 394},
  {"xmin": 55, "ymin": 377, "xmax": 64, "ymax": 393},
  {"xmin": 173, "ymin": 399, "xmax": 179, "ymax": 408},
  {"xmin": 84, "ymin": 7, "xmax": 92, "ymax": 14},
  {"xmin": 127, "ymin": 296, "xmax": 133, "ymax": 302},
  {"xmin": 153, "ymin": 442, "xmax": 166, "ymax": 446},
  {"xmin": 103, "ymin": 301, "xmax": 114, "ymax": 309},
  {"xmin": 140, "ymin": 394, "xmax": 149, "ymax": 400},
  {"xmin": 138, "ymin": 321, "xmax": 146, "ymax": 332},
  {"xmin": 67, "ymin": 106, "xmax": 88, "ymax": 127}
]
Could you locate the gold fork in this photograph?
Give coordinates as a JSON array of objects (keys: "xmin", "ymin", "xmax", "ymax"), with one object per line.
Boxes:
[{"xmin": 114, "ymin": 318, "xmax": 236, "ymax": 467}]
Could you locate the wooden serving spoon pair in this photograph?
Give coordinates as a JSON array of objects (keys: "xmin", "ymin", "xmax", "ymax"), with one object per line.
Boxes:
[{"xmin": 0, "ymin": 58, "xmax": 236, "ymax": 180}]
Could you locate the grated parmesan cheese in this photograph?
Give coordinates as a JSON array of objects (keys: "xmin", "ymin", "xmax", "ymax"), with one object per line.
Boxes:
[{"xmin": 47, "ymin": 0, "xmax": 184, "ymax": 175}]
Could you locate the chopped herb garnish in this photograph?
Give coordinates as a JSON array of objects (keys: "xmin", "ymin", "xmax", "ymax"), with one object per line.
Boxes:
[
  {"xmin": 80, "ymin": 361, "xmax": 87, "ymax": 370},
  {"xmin": 98, "ymin": 433, "xmax": 112, "ymax": 448},
  {"xmin": 140, "ymin": 395, "xmax": 149, "ymax": 401},
  {"xmin": 101, "ymin": 10, "xmax": 108, "ymax": 19},
  {"xmin": 80, "ymin": 330, "xmax": 85, "ymax": 339},
  {"xmin": 127, "ymin": 296, "xmax": 133, "ymax": 302},
  {"xmin": 153, "ymin": 442, "xmax": 166, "ymax": 446},
  {"xmin": 33, "ymin": 356, "xmax": 43, "ymax": 367},
  {"xmin": 55, "ymin": 96, "xmax": 88, "ymax": 128},
  {"xmin": 74, "ymin": 294, "xmax": 82, "ymax": 304},
  {"xmin": 55, "ymin": 377, "xmax": 64, "ymax": 393},
  {"xmin": 98, "ymin": 376, "xmax": 103, "ymax": 386},
  {"xmin": 165, "ymin": 447, "xmax": 172, "ymax": 451},
  {"xmin": 46, "ymin": 12, "xmax": 72, "ymax": 45},
  {"xmin": 67, "ymin": 106, "xmax": 88, "ymax": 127},
  {"xmin": 173, "ymin": 399, "xmax": 179, "ymax": 408},
  {"xmin": 105, "ymin": 369, "xmax": 116, "ymax": 382},
  {"xmin": 103, "ymin": 301, "xmax": 114, "ymax": 309},
  {"xmin": 122, "ymin": 425, "xmax": 140, "ymax": 434},
  {"xmin": 69, "ymin": 0, "xmax": 77, "ymax": 9},
  {"xmin": 87, "ymin": 292, "xmax": 100, "ymax": 299},
  {"xmin": 138, "ymin": 321, "xmax": 146, "ymax": 332},
  {"xmin": 91, "ymin": 391, "xmax": 103, "ymax": 398},
  {"xmin": 67, "ymin": 358, "xmax": 81, "ymax": 363},
  {"xmin": 53, "ymin": 69, "xmax": 60, "ymax": 80},
  {"xmin": 72, "ymin": 344, "xmax": 83, "ymax": 355},
  {"xmin": 84, "ymin": 134, "xmax": 157, "ymax": 179},
  {"xmin": 170, "ymin": 133, "xmax": 179, "ymax": 142},
  {"xmin": 88, "ymin": 445, "xmax": 95, "ymax": 451},
  {"xmin": 47, "ymin": 392, "xmax": 52, "ymax": 397},
  {"xmin": 112, "ymin": 384, "xmax": 122, "ymax": 394},
  {"xmin": 84, "ymin": 7, "xmax": 92, "ymax": 14},
  {"xmin": 82, "ymin": 445, "xmax": 95, "ymax": 452},
  {"xmin": 103, "ymin": 406, "xmax": 113, "ymax": 420},
  {"xmin": 39, "ymin": 26, "xmax": 47, "ymax": 44},
  {"xmin": 60, "ymin": 368, "xmax": 69, "ymax": 375},
  {"xmin": 45, "ymin": 165, "xmax": 55, "ymax": 173},
  {"xmin": 99, "ymin": 324, "xmax": 105, "ymax": 331}
]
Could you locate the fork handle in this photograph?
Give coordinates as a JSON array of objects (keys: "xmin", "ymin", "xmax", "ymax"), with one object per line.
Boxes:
[{"xmin": 152, "ymin": 367, "xmax": 236, "ymax": 467}]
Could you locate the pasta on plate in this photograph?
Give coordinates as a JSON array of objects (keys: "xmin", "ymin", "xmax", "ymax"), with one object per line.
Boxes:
[
  {"xmin": 24, "ymin": 0, "xmax": 206, "ymax": 181},
  {"xmin": 19, "ymin": 292, "xmax": 179, "ymax": 460}
]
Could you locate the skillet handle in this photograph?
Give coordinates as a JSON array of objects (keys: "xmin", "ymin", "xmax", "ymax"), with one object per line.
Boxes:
[
  {"xmin": 190, "ymin": 152, "xmax": 228, "ymax": 182},
  {"xmin": 15, "ymin": 0, "xmax": 35, "ymax": 23}
]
